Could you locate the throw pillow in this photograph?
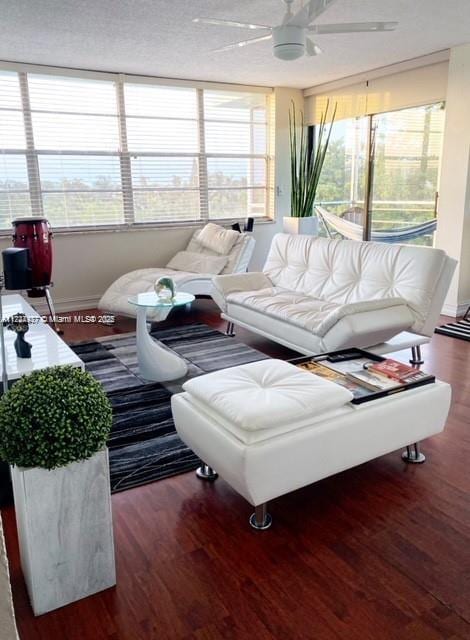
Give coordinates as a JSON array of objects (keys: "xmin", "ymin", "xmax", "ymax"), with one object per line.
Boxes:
[
  {"xmin": 166, "ymin": 251, "xmax": 228, "ymax": 274},
  {"xmin": 196, "ymin": 223, "xmax": 240, "ymax": 255}
]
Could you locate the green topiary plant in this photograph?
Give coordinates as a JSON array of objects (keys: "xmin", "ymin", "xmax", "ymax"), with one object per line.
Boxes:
[{"xmin": 0, "ymin": 365, "xmax": 112, "ymax": 470}]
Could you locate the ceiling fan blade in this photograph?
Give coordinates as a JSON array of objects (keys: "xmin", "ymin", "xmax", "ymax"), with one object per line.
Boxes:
[
  {"xmin": 310, "ymin": 21, "xmax": 398, "ymax": 34},
  {"xmin": 306, "ymin": 38, "xmax": 322, "ymax": 56},
  {"xmin": 212, "ymin": 34, "xmax": 273, "ymax": 53},
  {"xmin": 287, "ymin": 0, "xmax": 339, "ymax": 27},
  {"xmin": 193, "ymin": 18, "xmax": 271, "ymax": 30}
]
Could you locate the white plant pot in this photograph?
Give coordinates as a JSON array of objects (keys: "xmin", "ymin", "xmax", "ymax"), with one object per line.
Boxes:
[
  {"xmin": 10, "ymin": 449, "xmax": 116, "ymax": 616},
  {"xmin": 283, "ymin": 216, "xmax": 319, "ymax": 236}
]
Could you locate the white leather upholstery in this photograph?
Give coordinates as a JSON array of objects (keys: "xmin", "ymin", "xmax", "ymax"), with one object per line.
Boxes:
[
  {"xmin": 196, "ymin": 222, "xmax": 240, "ymax": 255},
  {"xmin": 263, "ymin": 235, "xmax": 448, "ymax": 334},
  {"xmin": 186, "ymin": 229, "xmax": 254, "ymax": 275},
  {"xmin": 172, "ymin": 361, "xmax": 452, "ymax": 507},
  {"xmin": 99, "ymin": 227, "xmax": 255, "ymax": 318},
  {"xmin": 213, "ymin": 234, "xmax": 457, "ymax": 355},
  {"xmin": 182, "ymin": 359, "xmax": 352, "ymax": 432},
  {"xmin": 227, "ymin": 288, "xmax": 411, "ymax": 337},
  {"xmin": 99, "ymin": 268, "xmax": 212, "ymax": 319}
]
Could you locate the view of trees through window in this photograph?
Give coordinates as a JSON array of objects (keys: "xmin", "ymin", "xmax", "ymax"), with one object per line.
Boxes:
[
  {"xmin": 315, "ymin": 103, "xmax": 445, "ymax": 246},
  {"xmin": 0, "ymin": 69, "xmax": 272, "ymax": 230}
]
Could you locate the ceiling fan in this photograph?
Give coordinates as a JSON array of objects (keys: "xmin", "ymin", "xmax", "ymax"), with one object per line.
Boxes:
[{"xmin": 193, "ymin": 0, "xmax": 398, "ymax": 61}]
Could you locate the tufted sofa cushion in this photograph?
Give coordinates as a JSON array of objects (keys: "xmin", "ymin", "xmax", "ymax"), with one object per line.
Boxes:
[
  {"xmin": 182, "ymin": 359, "xmax": 353, "ymax": 432},
  {"xmin": 226, "ymin": 287, "xmax": 410, "ymax": 337},
  {"xmin": 263, "ymin": 234, "xmax": 449, "ymax": 334}
]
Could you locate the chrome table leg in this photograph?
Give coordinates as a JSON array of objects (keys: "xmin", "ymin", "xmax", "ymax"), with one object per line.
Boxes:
[
  {"xmin": 409, "ymin": 345, "xmax": 424, "ymax": 365},
  {"xmin": 402, "ymin": 442, "xmax": 426, "ymax": 464},
  {"xmin": 249, "ymin": 503, "xmax": 272, "ymax": 530},
  {"xmin": 196, "ymin": 463, "xmax": 218, "ymax": 481}
]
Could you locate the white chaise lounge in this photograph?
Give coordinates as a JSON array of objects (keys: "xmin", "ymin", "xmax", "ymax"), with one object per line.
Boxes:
[
  {"xmin": 99, "ymin": 223, "xmax": 255, "ymax": 319},
  {"xmin": 212, "ymin": 233, "xmax": 456, "ymax": 363}
]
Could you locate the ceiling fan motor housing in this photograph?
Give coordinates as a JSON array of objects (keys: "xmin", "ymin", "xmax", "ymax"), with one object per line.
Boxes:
[{"xmin": 272, "ymin": 25, "xmax": 305, "ymax": 60}]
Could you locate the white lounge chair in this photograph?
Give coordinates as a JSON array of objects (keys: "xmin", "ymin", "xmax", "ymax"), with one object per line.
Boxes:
[{"xmin": 99, "ymin": 223, "xmax": 255, "ymax": 319}]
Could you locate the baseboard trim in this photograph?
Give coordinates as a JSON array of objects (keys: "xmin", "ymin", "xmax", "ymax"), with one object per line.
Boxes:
[
  {"xmin": 441, "ymin": 300, "xmax": 470, "ymax": 318},
  {"xmin": 28, "ymin": 295, "xmax": 101, "ymax": 315}
]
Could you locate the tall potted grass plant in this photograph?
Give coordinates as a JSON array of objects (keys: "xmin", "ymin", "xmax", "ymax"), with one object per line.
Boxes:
[{"xmin": 284, "ymin": 100, "xmax": 336, "ymax": 235}]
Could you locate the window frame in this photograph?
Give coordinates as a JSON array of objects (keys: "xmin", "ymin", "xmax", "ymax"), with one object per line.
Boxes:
[
  {"xmin": 0, "ymin": 63, "xmax": 274, "ymax": 234},
  {"xmin": 311, "ymin": 101, "xmax": 444, "ymax": 245}
]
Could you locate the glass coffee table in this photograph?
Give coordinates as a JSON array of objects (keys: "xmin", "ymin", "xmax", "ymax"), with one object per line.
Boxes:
[{"xmin": 128, "ymin": 291, "xmax": 195, "ymax": 382}]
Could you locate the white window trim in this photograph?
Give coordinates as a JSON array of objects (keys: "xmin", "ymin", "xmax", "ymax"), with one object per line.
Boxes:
[{"xmin": 0, "ymin": 60, "xmax": 275, "ymax": 234}]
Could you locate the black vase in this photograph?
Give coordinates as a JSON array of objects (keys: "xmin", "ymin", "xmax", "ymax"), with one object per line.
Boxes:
[{"xmin": 14, "ymin": 332, "xmax": 32, "ymax": 358}]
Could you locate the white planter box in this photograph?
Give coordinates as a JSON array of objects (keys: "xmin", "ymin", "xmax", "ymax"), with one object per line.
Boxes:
[
  {"xmin": 283, "ymin": 216, "xmax": 319, "ymax": 235},
  {"xmin": 11, "ymin": 449, "xmax": 116, "ymax": 616}
]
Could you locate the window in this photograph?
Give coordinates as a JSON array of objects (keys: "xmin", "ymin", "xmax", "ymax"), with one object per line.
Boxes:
[
  {"xmin": 204, "ymin": 90, "xmax": 269, "ymax": 220},
  {"xmin": 315, "ymin": 117, "xmax": 368, "ymax": 227},
  {"xmin": 0, "ymin": 66, "xmax": 273, "ymax": 231},
  {"xmin": 29, "ymin": 74, "xmax": 123, "ymax": 228},
  {"xmin": 314, "ymin": 103, "xmax": 445, "ymax": 246},
  {"xmin": 371, "ymin": 104, "xmax": 445, "ymax": 246},
  {"xmin": 124, "ymin": 83, "xmax": 200, "ymax": 224},
  {"xmin": 0, "ymin": 71, "xmax": 31, "ymax": 225}
]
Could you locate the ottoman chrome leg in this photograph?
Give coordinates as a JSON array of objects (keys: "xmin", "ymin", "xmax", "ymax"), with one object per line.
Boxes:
[
  {"xmin": 196, "ymin": 463, "xmax": 218, "ymax": 481},
  {"xmin": 249, "ymin": 503, "xmax": 272, "ymax": 530},
  {"xmin": 402, "ymin": 442, "xmax": 426, "ymax": 464},
  {"xmin": 225, "ymin": 321, "xmax": 235, "ymax": 337},
  {"xmin": 409, "ymin": 345, "xmax": 424, "ymax": 366}
]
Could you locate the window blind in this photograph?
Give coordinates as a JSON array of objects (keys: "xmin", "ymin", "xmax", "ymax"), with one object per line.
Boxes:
[
  {"xmin": 204, "ymin": 90, "xmax": 269, "ymax": 219},
  {"xmin": 124, "ymin": 83, "xmax": 200, "ymax": 223},
  {"xmin": 0, "ymin": 66, "xmax": 273, "ymax": 231},
  {"xmin": 0, "ymin": 71, "xmax": 30, "ymax": 225}
]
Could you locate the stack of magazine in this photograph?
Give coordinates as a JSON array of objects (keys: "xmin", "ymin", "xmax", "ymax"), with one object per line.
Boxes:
[{"xmin": 295, "ymin": 349, "xmax": 435, "ymax": 404}]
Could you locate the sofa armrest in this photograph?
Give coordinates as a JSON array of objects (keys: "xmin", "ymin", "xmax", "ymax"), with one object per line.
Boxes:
[
  {"xmin": 212, "ymin": 272, "xmax": 272, "ymax": 312},
  {"xmin": 317, "ymin": 297, "xmax": 411, "ymax": 338}
]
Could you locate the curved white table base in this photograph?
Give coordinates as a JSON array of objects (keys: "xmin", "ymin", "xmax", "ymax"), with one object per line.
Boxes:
[{"xmin": 136, "ymin": 305, "xmax": 188, "ymax": 382}]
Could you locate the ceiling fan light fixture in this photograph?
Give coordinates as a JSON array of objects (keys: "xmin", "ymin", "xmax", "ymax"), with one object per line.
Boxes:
[
  {"xmin": 272, "ymin": 24, "xmax": 305, "ymax": 60},
  {"xmin": 274, "ymin": 43, "xmax": 304, "ymax": 60}
]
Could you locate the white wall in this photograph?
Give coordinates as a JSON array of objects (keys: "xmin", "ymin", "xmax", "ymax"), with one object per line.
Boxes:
[
  {"xmin": 0, "ymin": 86, "xmax": 304, "ymax": 311},
  {"xmin": 435, "ymin": 43, "xmax": 470, "ymax": 316},
  {"xmin": 249, "ymin": 86, "xmax": 304, "ymax": 270}
]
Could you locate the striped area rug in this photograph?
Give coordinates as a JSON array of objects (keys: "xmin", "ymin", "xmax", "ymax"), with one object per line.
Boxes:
[
  {"xmin": 435, "ymin": 317, "xmax": 470, "ymax": 342},
  {"xmin": 71, "ymin": 324, "xmax": 267, "ymax": 493}
]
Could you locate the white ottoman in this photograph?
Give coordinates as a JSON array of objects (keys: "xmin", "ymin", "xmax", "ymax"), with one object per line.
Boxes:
[{"xmin": 171, "ymin": 360, "xmax": 451, "ymax": 530}]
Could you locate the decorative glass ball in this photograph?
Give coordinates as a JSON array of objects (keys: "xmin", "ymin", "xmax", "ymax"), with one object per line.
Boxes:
[{"xmin": 154, "ymin": 277, "xmax": 175, "ymax": 302}]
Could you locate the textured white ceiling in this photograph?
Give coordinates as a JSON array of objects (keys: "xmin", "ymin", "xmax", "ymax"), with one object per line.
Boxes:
[{"xmin": 1, "ymin": 0, "xmax": 470, "ymax": 89}]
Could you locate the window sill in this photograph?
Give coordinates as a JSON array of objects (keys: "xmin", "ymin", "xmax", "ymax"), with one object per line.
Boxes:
[{"xmin": 0, "ymin": 217, "xmax": 275, "ymax": 238}]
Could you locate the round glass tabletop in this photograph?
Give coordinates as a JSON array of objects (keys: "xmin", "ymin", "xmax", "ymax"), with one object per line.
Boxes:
[{"xmin": 128, "ymin": 291, "xmax": 195, "ymax": 308}]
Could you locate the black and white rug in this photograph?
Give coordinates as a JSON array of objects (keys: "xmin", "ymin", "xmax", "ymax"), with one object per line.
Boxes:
[
  {"xmin": 435, "ymin": 317, "xmax": 470, "ymax": 342},
  {"xmin": 71, "ymin": 324, "xmax": 267, "ymax": 493}
]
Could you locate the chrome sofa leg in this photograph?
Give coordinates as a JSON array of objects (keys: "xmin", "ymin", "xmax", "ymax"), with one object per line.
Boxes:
[
  {"xmin": 402, "ymin": 442, "xmax": 426, "ymax": 464},
  {"xmin": 225, "ymin": 321, "xmax": 235, "ymax": 337},
  {"xmin": 196, "ymin": 463, "xmax": 218, "ymax": 481},
  {"xmin": 249, "ymin": 503, "xmax": 272, "ymax": 530},
  {"xmin": 409, "ymin": 345, "xmax": 424, "ymax": 365}
]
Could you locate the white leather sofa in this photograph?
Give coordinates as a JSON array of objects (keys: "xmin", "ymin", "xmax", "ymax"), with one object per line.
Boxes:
[
  {"xmin": 213, "ymin": 234, "xmax": 456, "ymax": 362},
  {"xmin": 172, "ymin": 359, "xmax": 451, "ymax": 529},
  {"xmin": 99, "ymin": 224, "xmax": 255, "ymax": 319}
]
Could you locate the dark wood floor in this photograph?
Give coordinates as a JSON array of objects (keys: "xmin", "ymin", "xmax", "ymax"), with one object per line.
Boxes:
[{"xmin": 2, "ymin": 299, "xmax": 470, "ymax": 640}]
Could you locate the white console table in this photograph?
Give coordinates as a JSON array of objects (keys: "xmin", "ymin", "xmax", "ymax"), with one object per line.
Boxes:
[{"xmin": 0, "ymin": 293, "xmax": 83, "ymax": 381}]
